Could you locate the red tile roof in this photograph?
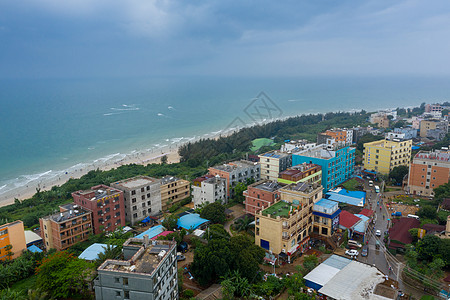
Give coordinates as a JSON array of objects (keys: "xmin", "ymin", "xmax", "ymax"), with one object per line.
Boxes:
[
  {"xmin": 339, "ymin": 210, "xmax": 361, "ymax": 229},
  {"xmin": 422, "ymin": 223, "xmax": 446, "ymax": 233},
  {"xmin": 389, "ymin": 218, "xmax": 420, "ymax": 249},
  {"xmin": 359, "ymin": 209, "xmax": 374, "ymax": 218}
]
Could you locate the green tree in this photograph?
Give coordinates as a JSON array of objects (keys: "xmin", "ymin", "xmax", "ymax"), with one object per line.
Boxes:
[
  {"xmin": 284, "ymin": 272, "xmax": 306, "ymax": 296},
  {"xmin": 438, "ymin": 239, "xmax": 450, "ymax": 267},
  {"xmin": 162, "ymin": 214, "xmax": 180, "ymax": 231},
  {"xmin": 301, "ymin": 255, "xmax": 318, "ymax": 274},
  {"xmin": 200, "ymin": 202, "xmax": 226, "ymax": 224},
  {"xmin": 161, "ymin": 155, "xmax": 168, "ymax": 164},
  {"xmin": 221, "ymin": 270, "xmax": 251, "ymax": 299},
  {"xmin": 417, "ymin": 206, "xmax": 437, "ymax": 220},
  {"xmin": 96, "ymin": 243, "xmax": 122, "ymax": 266},
  {"xmin": 408, "ymin": 228, "xmax": 419, "ymax": 244},
  {"xmin": 388, "ymin": 166, "xmax": 408, "ymax": 185},
  {"xmin": 357, "ymin": 134, "xmax": 384, "ymax": 152},
  {"xmin": 206, "ymin": 224, "xmax": 230, "ymax": 240},
  {"xmin": 233, "ymin": 215, "xmax": 254, "ymax": 232},
  {"xmin": 35, "ymin": 251, "xmax": 95, "ymax": 298},
  {"xmin": 416, "ymin": 235, "xmax": 441, "ymax": 262},
  {"xmin": 233, "ymin": 182, "xmax": 247, "ymax": 203},
  {"xmin": 434, "ymin": 182, "xmax": 450, "ymax": 204}
]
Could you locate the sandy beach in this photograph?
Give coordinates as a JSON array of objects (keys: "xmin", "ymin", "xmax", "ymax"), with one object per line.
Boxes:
[{"xmin": 0, "ymin": 146, "xmax": 181, "ymax": 208}]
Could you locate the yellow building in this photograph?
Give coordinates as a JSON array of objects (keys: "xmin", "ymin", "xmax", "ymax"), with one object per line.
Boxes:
[
  {"xmin": 160, "ymin": 176, "xmax": 190, "ymax": 211},
  {"xmin": 255, "ymin": 182, "xmax": 322, "ymax": 262},
  {"xmin": 0, "ymin": 221, "xmax": 27, "ymax": 261},
  {"xmin": 363, "ymin": 138, "xmax": 412, "ymax": 174}
]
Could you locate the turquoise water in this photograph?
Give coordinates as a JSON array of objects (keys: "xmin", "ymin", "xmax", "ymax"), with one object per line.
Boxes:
[{"xmin": 0, "ymin": 76, "xmax": 449, "ymax": 195}]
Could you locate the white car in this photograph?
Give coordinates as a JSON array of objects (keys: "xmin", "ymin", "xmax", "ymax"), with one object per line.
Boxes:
[
  {"xmin": 345, "ymin": 249, "xmax": 359, "ymax": 257},
  {"xmin": 368, "ymin": 181, "xmax": 374, "ymax": 187},
  {"xmin": 375, "ymin": 230, "xmax": 381, "ymax": 237}
]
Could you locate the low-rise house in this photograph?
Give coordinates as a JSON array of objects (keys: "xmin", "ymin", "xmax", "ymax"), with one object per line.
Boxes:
[
  {"xmin": 388, "ymin": 217, "xmax": 420, "ymax": 251},
  {"xmin": 312, "ymin": 199, "xmax": 340, "ymax": 237},
  {"xmin": 160, "ymin": 176, "xmax": 190, "ymax": 211}
]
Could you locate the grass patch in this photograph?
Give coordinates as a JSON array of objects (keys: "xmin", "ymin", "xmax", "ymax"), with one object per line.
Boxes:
[
  {"xmin": 390, "ymin": 195, "xmax": 429, "ymax": 206},
  {"xmin": 341, "ymin": 178, "xmax": 361, "ymax": 191},
  {"xmin": 251, "ymin": 138, "xmax": 274, "ymax": 151}
]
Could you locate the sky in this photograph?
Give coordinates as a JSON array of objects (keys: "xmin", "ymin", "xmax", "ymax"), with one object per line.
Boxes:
[{"xmin": 1, "ymin": 0, "xmax": 450, "ymax": 78}]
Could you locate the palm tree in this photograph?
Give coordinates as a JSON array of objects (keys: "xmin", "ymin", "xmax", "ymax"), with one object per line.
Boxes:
[
  {"xmin": 233, "ymin": 216, "xmax": 254, "ymax": 232},
  {"xmin": 96, "ymin": 244, "xmax": 122, "ymax": 266}
]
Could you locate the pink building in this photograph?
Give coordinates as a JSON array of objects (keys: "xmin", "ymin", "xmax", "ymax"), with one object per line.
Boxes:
[{"xmin": 243, "ymin": 180, "xmax": 282, "ymax": 215}]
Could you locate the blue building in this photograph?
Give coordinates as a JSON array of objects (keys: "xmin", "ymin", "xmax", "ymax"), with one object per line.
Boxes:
[
  {"xmin": 312, "ymin": 199, "xmax": 341, "ymax": 237},
  {"xmin": 292, "ymin": 144, "xmax": 355, "ymax": 191}
]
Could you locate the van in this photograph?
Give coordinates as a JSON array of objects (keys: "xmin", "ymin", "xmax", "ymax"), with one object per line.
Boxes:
[
  {"xmin": 348, "ymin": 240, "xmax": 362, "ymax": 249},
  {"xmin": 374, "ymin": 185, "xmax": 380, "ymax": 193},
  {"xmin": 368, "ymin": 180, "xmax": 373, "ymax": 187},
  {"xmin": 407, "ymin": 214, "xmax": 420, "ymax": 220}
]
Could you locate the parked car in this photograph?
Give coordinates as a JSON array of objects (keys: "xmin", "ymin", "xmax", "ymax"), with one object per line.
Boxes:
[
  {"xmin": 368, "ymin": 181, "xmax": 374, "ymax": 187},
  {"xmin": 348, "ymin": 240, "xmax": 362, "ymax": 249},
  {"xmin": 361, "ymin": 245, "xmax": 368, "ymax": 257},
  {"xmin": 375, "ymin": 230, "xmax": 381, "ymax": 237},
  {"xmin": 177, "ymin": 241, "xmax": 188, "ymax": 253},
  {"xmin": 345, "ymin": 249, "xmax": 359, "ymax": 257}
]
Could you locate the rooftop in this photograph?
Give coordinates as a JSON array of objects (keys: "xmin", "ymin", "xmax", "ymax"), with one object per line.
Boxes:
[
  {"xmin": 161, "ymin": 175, "xmax": 182, "ymax": 184},
  {"xmin": 112, "ymin": 176, "xmax": 159, "ymax": 189},
  {"xmin": 203, "ymin": 176, "xmax": 226, "ymax": 184},
  {"xmin": 253, "ymin": 180, "xmax": 282, "ymax": 192},
  {"xmin": 210, "ymin": 160, "xmax": 257, "ymax": 172},
  {"xmin": 43, "ymin": 203, "xmax": 91, "ymax": 223},
  {"xmin": 0, "ymin": 220, "xmax": 24, "ymax": 229},
  {"xmin": 389, "ymin": 218, "xmax": 420, "ymax": 249},
  {"xmin": 177, "ymin": 213, "xmax": 209, "ymax": 230},
  {"xmin": 282, "ymin": 182, "xmax": 318, "ymax": 194},
  {"xmin": 74, "ymin": 185, "xmax": 122, "ymax": 202},
  {"xmin": 414, "ymin": 150, "xmax": 450, "ymax": 162},
  {"xmin": 259, "ymin": 150, "xmax": 290, "ymax": 159},
  {"xmin": 314, "ymin": 198, "xmax": 338, "ymax": 211},
  {"xmin": 99, "ymin": 239, "xmax": 175, "ymax": 276},
  {"xmin": 262, "ymin": 200, "xmax": 298, "ymax": 219}
]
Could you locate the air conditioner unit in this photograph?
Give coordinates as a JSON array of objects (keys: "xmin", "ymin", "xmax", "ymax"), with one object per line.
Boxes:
[
  {"xmin": 157, "ymin": 276, "xmax": 161, "ymax": 281},
  {"xmin": 114, "ymin": 208, "xmax": 116, "ymax": 210}
]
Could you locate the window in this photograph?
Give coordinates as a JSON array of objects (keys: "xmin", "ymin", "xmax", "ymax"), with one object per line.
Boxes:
[
  {"xmin": 115, "ymin": 277, "xmax": 120, "ymax": 283},
  {"xmin": 132, "ymin": 206, "xmax": 137, "ymax": 211},
  {"xmin": 132, "ymin": 198, "xmax": 137, "ymax": 203},
  {"xmin": 147, "ymin": 201, "xmax": 151, "ymax": 206},
  {"xmin": 123, "ymin": 277, "xmax": 128, "ymax": 285},
  {"xmin": 147, "ymin": 193, "xmax": 150, "ymax": 198},
  {"xmin": 124, "ymin": 291, "xmax": 130, "ymax": 299},
  {"xmin": 142, "ymin": 203, "xmax": 146, "ymax": 207},
  {"xmin": 105, "ymin": 207, "xmax": 110, "ymax": 213},
  {"xmin": 148, "ymin": 208, "xmax": 152, "ymax": 213},
  {"xmin": 141, "ymin": 187, "xmax": 145, "ymax": 192},
  {"xmin": 133, "ymin": 213, "xmax": 138, "ymax": 218},
  {"xmin": 131, "ymin": 190, "xmax": 136, "ymax": 195},
  {"xmin": 141, "ymin": 195, "xmax": 145, "ymax": 200},
  {"xmin": 115, "ymin": 291, "xmax": 121, "ymax": 297},
  {"xmin": 147, "ymin": 186, "xmax": 150, "ymax": 191}
]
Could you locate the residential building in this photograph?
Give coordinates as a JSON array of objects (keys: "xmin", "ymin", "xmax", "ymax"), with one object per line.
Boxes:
[
  {"xmin": 192, "ymin": 175, "xmax": 227, "ymax": 208},
  {"xmin": 292, "ymin": 143, "xmax": 355, "ymax": 191},
  {"xmin": 393, "ymin": 127, "xmax": 417, "ymax": 139},
  {"xmin": 312, "ymin": 199, "xmax": 340, "ymax": 237},
  {"xmin": 94, "ymin": 237, "xmax": 178, "ymax": 300},
  {"xmin": 258, "ymin": 151, "xmax": 292, "ymax": 181},
  {"xmin": 407, "ymin": 149, "xmax": 450, "ymax": 197},
  {"xmin": 40, "ymin": 203, "xmax": 93, "ymax": 251},
  {"xmin": 243, "ymin": 180, "xmax": 282, "ymax": 215},
  {"xmin": 208, "ymin": 160, "xmax": 260, "ymax": 197},
  {"xmin": 420, "ymin": 119, "xmax": 448, "ymax": 138},
  {"xmin": 363, "ymin": 138, "xmax": 412, "ymax": 174},
  {"xmin": 280, "ymin": 140, "xmax": 316, "ymax": 153},
  {"xmin": 0, "ymin": 221, "xmax": 26, "ymax": 261},
  {"xmin": 278, "ymin": 163, "xmax": 322, "ymax": 185},
  {"xmin": 370, "ymin": 112, "xmax": 390, "ymax": 128},
  {"xmin": 72, "ymin": 185, "xmax": 125, "ymax": 234},
  {"xmin": 317, "ymin": 128, "xmax": 353, "ymax": 145},
  {"xmin": 411, "ymin": 116, "xmax": 423, "ymax": 130},
  {"xmin": 160, "ymin": 176, "xmax": 190, "ymax": 212},
  {"xmin": 111, "ymin": 176, "xmax": 162, "ymax": 226},
  {"xmin": 350, "ymin": 126, "xmax": 371, "ymax": 143},
  {"xmin": 255, "ymin": 182, "xmax": 323, "ymax": 262},
  {"xmin": 425, "ymin": 104, "xmax": 444, "ymax": 118}
]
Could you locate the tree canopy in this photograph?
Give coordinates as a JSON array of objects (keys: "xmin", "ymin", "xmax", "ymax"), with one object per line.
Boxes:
[
  {"xmin": 200, "ymin": 202, "xmax": 226, "ymax": 224},
  {"xmin": 162, "ymin": 214, "xmax": 180, "ymax": 231},
  {"xmin": 388, "ymin": 165, "xmax": 409, "ymax": 185}
]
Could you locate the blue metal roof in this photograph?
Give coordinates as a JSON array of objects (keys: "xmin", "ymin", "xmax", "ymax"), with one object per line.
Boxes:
[
  {"xmin": 326, "ymin": 193, "xmax": 365, "ymax": 207},
  {"xmin": 27, "ymin": 245, "xmax": 43, "ymax": 253},
  {"xmin": 353, "ymin": 214, "xmax": 370, "ymax": 234},
  {"xmin": 78, "ymin": 243, "xmax": 109, "ymax": 260},
  {"xmin": 135, "ymin": 225, "xmax": 164, "ymax": 239},
  {"xmin": 177, "ymin": 213, "xmax": 209, "ymax": 230},
  {"xmin": 314, "ymin": 198, "xmax": 338, "ymax": 210}
]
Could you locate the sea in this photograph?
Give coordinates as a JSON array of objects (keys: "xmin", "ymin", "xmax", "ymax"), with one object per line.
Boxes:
[{"xmin": 1, "ymin": 75, "xmax": 449, "ymax": 198}]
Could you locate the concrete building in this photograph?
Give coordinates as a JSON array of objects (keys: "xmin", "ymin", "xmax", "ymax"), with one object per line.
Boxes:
[
  {"xmin": 72, "ymin": 185, "xmax": 125, "ymax": 234},
  {"xmin": 407, "ymin": 149, "xmax": 450, "ymax": 197},
  {"xmin": 411, "ymin": 116, "xmax": 423, "ymax": 130},
  {"xmin": 393, "ymin": 127, "xmax": 417, "ymax": 139},
  {"xmin": 312, "ymin": 199, "xmax": 340, "ymax": 237},
  {"xmin": 370, "ymin": 112, "xmax": 390, "ymax": 128},
  {"xmin": 363, "ymin": 138, "xmax": 412, "ymax": 174},
  {"xmin": 208, "ymin": 160, "xmax": 260, "ymax": 197},
  {"xmin": 255, "ymin": 182, "xmax": 323, "ymax": 262},
  {"xmin": 420, "ymin": 119, "xmax": 448, "ymax": 138},
  {"xmin": 350, "ymin": 126, "xmax": 371, "ymax": 143},
  {"xmin": 280, "ymin": 140, "xmax": 316, "ymax": 153},
  {"xmin": 258, "ymin": 151, "xmax": 292, "ymax": 181},
  {"xmin": 243, "ymin": 180, "xmax": 282, "ymax": 215},
  {"xmin": 278, "ymin": 163, "xmax": 322, "ymax": 185},
  {"xmin": 425, "ymin": 104, "xmax": 444, "ymax": 118},
  {"xmin": 111, "ymin": 176, "xmax": 162, "ymax": 226},
  {"xmin": 160, "ymin": 176, "xmax": 190, "ymax": 212},
  {"xmin": 292, "ymin": 143, "xmax": 355, "ymax": 191},
  {"xmin": 317, "ymin": 129, "xmax": 353, "ymax": 145},
  {"xmin": 40, "ymin": 203, "xmax": 93, "ymax": 251},
  {"xmin": 0, "ymin": 221, "xmax": 26, "ymax": 261},
  {"xmin": 94, "ymin": 238, "xmax": 178, "ymax": 300},
  {"xmin": 192, "ymin": 176, "xmax": 227, "ymax": 208}
]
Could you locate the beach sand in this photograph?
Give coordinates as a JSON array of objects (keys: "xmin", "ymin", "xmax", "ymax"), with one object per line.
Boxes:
[{"xmin": 0, "ymin": 147, "xmax": 181, "ymax": 208}]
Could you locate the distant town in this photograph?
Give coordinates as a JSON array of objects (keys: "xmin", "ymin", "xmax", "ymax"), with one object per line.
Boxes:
[{"xmin": 1, "ymin": 102, "xmax": 450, "ymax": 300}]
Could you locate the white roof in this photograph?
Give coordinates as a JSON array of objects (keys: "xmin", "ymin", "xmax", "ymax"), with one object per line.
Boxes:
[
  {"xmin": 24, "ymin": 230, "xmax": 42, "ymax": 244},
  {"xmin": 303, "ymin": 263, "xmax": 341, "ymax": 287},
  {"xmin": 193, "ymin": 229, "xmax": 205, "ymax": 237},
  {"xmin": 318, "ymin": 260, "xmax": 385, "ymax": 300}
]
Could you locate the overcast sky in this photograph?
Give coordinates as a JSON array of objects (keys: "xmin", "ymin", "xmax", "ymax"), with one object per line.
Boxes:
[{"xmin": 1, "ymin": 0, "xmax": 450, "ymax": 78}]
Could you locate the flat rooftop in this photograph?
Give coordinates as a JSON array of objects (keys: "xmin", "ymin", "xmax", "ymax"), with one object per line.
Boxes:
[
  {"xmin": 259, "ymin": 151, "xmax": 290, "ymax": 159},
  {"xmin": 414, "ymin": 150, "xmax": 450, "ymax": 162},
  {"xmin": 43, "ymin": 204, "xmax": 90, "ymax": 223},
  {"xmin": 161, "ymin": 175, "xmax": 181, "ymax": 184},
  {"xmin": 253, "ymin": 180, "xmax": 282, "ymax": 192},
  {"xmin": 262, "ymin": 200, "xmax": 294, "ymax": 219},
  {"xmin": 113, "ymin": 176, "xmax": 158, "ymax": 189},
  {"xmin": 282, "ymin": 182, "xmax": 317, "ymax": 194},
  {"xmin": 99, "ymin": 240, "xmax": 175, "ymax": 275},
  {"xmin": 294, "ymin": 145, "xmax": 334, "ymax": 159},
  {"xmin": 75, "ymin": 185, "xmax": 122, "ymax": 201},
  {"xmin": 211, "ymin": 160, "xmax": 257, "ymax": 172}
]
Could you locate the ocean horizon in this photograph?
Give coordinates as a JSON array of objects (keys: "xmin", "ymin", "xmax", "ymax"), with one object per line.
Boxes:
[{"xmin": 1, "ymin": 75, "xmax": 449, "ymax": 198}]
